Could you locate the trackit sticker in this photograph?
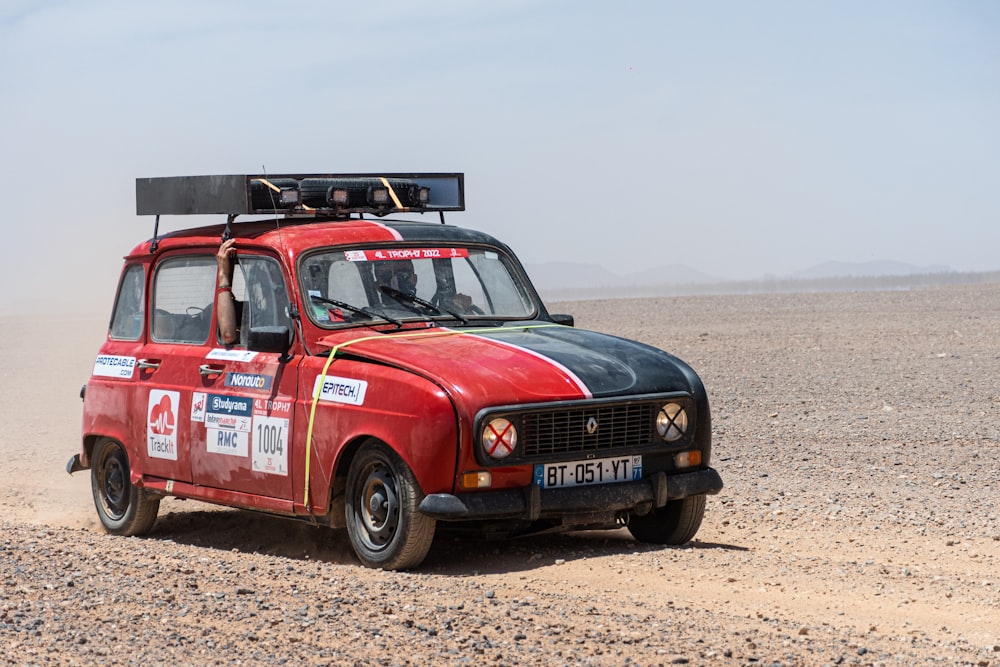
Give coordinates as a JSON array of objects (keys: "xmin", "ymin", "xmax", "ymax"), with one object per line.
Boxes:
[{"xmin": 147, "ymin": 390, "xmax": 179, "ymax": 460}]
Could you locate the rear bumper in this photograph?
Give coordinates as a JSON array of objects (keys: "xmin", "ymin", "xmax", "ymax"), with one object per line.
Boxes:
[{"xmin": 419, "ymin": 467, "xmax": 723, "ymax": 521}]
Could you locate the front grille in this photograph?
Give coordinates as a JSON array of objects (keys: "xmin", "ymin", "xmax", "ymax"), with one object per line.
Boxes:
[{"xmin": 522, "ymin": 403, "xmax": 657, "ymax": 457}]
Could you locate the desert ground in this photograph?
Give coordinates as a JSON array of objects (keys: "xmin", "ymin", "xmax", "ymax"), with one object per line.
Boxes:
[{"xmin": 2, "ymin": 284, "xmax": 999, "ymax": 666}]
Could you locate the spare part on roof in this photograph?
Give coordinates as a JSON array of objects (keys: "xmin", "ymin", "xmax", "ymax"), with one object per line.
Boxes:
[{"xmin": 135, "ymin": 173, "xmax": 464, "ymax": 217}]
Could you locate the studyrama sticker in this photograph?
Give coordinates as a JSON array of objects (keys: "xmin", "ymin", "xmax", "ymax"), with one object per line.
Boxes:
[
  {"xmin": 147, "ymin": 390, "xmax": 179, "ymax": 460},
  {"xmin": 93, "ymin": 355, "xmax": 136, "ymax": 379},
  {"xmin": 313, "ymin": 376, "xmax": 368, "ymax": 406},
  {"xmin": 205, "ymin": 393, "xmax": 251, "ymax": 457}
]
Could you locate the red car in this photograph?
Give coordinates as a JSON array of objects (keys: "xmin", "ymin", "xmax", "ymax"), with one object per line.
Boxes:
[{"xmin": 68, "ymin": 173, "xmax": 722, "ymax": 569}]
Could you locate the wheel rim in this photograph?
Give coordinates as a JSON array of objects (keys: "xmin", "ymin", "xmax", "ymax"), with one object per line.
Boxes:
[
  {"xmin": 98, "ymin": 446, "xmax": 129, "ymax": 520},
  {"xmin": 357, "ymin": 462, "xmax": 400, "ymax": 550}
]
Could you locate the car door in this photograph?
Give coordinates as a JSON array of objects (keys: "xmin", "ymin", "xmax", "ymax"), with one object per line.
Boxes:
[
  {"xmin": 188, "ymin": 252, "xmax": 298, "ymax": 501},
  {"xmin": 135, "ymin": 253, "xmax": 219, "ymax": 483},
  {"xmin": 83, "ymin": 263, "xmax": 148, "ymax": 461}
]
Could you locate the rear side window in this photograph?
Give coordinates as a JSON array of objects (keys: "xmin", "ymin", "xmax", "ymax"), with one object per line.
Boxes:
[
  {"xmin": 110, "ymin": 264, "xmax": 145, "ymax": 340},
  {"xmin": 151, "ymin": 256, "xmax": 216, "ymax": 344}
]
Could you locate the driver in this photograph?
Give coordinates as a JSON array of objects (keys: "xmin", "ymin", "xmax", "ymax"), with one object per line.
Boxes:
[
  {"xmin": 373, "ymin": 259, "xmax": 479, "ymax": 314},
  {"xmin": 373, "ymin": 260, "xmax": 418, "ymax": 298}
]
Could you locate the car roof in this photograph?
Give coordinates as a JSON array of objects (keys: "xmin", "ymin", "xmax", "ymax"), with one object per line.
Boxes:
[{"xmin": 126, "ymin": 217, "xmax": 511, "ymax": 260}]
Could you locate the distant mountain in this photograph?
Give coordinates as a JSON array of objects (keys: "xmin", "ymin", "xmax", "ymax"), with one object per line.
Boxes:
[
  {"xmin": 523, "ymin": 262, "xmax": 716, "ymax": 291},
  {"xmin": 788, "ymin": 260, "xmax": 953, "ymax": 280},
  {"xmin": 524, "ymin": 259, "xmax": 958, "ymax": 293}
]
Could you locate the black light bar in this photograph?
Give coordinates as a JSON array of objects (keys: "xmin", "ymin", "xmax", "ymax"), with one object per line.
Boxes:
[{"xmin": 136, "ymin": 173, "xmax": 464, "ymax": 216}]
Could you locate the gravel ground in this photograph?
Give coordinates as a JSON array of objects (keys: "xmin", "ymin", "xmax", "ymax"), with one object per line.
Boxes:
[{"xmin": 2, "ymin": 284, "xmax": 999, "ymax": 666}]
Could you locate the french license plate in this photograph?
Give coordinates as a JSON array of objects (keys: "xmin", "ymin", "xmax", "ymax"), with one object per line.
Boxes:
[{"xmin": 533, "ymin": 455, "xmax": 642, "ymax": 489}]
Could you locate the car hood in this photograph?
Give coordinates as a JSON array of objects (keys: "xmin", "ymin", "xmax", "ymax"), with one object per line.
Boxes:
[{"xmin": 317, "ymin": 323, "xmax": 700, "ymax": 404}]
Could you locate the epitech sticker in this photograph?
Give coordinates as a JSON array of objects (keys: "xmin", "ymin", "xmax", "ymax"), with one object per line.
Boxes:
[
  {"xmin": 93, "ymin": 355, "xmax": 136, "ymax": 379},
  {"xmin": 147, "ymin": 390, "xmax": 180, "ymax": 460},
  {"xmin": 313, "ymin": 376, "xmax": 368, "ymax": 406}
]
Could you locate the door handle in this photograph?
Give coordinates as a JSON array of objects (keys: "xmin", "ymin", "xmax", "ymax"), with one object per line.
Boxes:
[
  {"xmin": 137, "ymin": 359, "xmax": 161, "ymax": 371},
  {"xmin": 199, "ymin": 364, "xmax": 225, "ymax": 377}
]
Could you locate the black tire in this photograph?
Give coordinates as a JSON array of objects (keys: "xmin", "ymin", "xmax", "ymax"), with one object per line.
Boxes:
[
  {"xmin": 90, "ymin": 438, "xmax": 159, "ymax": 536},
  {"xmin": 627, "ymin": 495, "xmax": 706, "ymax": 545},
  {"xmin": 345, "ymin": 441, "xmax": 435, "ymax": 570}
]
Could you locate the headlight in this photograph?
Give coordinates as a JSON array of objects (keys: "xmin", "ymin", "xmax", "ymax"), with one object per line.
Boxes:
[
  {"xmin": 656, "ymin": 403, "xmax": 688, "ymax": 442},
  {"xmin": 482, "ymin": 418, "xmax": 517, "ymax": 459}
]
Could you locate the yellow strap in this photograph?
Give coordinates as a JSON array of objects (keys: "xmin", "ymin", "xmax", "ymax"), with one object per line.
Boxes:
[
  {"xmin": 379, "ymin": 177, "xmax": 405, "ymax": 210},
  {"xmin": 301, "ymin": 323, "xmax": 563, "ymax": 511},
  {"xmin": 251, "ymin": 177, "xmax": 281, "ymax": 193}
]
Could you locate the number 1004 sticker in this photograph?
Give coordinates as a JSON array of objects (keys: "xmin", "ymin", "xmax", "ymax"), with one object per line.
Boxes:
[{"xmin": 252, "ymin": 415, "xmax": 288, "ymax": 475}]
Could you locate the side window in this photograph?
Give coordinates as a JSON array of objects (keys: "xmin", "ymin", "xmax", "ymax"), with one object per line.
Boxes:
[
  {"xmin": 151, "ymin": 256, "xmax": 216, "ymax": 344},
  {"xmin": 230, "ymin": 256, "xmax": 291, "ymax": 345},
  {"xmin": 110, "ymin": 264, "xmax": 145, "ymax": 340}
]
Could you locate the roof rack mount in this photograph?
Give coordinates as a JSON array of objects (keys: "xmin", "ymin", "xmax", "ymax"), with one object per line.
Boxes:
[{"xmin": 135, "ymin": 173, "xmax": 465, "ymax": 218}]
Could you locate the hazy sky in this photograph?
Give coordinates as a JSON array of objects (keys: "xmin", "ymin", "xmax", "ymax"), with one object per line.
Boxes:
[{"xmin": 2, "ymin": 1, "xmax": 997, "ymax": 312}]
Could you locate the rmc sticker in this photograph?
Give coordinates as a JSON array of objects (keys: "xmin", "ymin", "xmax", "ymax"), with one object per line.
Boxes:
[
  {"xmin": 147, "ymin": 390, "xmax": 180, "ymax": 461},
  {"xmin": 252, "ymin": 398, "xmax": 291, "ymax": 476}
]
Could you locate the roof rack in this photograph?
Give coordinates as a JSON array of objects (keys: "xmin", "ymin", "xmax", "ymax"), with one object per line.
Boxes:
[{"xmin": 136, "ymin": 173, "xmax": 465, "ymax": 217}]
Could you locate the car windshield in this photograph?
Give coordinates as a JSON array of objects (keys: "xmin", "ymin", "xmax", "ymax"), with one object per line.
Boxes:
[{"xmin": 300, "ymin": 245, "xmax": 537, "ymax": 327}]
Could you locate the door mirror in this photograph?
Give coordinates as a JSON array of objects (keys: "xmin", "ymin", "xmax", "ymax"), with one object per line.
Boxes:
[
  {"xmin": 247, "ymin": 326, "xmax": 292, "ymax": 355},
  {"xmin": 550, "ymin": 313, "xmax": 575, "ymax": 327}
]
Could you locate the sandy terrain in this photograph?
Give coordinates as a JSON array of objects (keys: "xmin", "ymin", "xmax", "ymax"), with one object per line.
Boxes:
[{"xmin": 2, "ymin": 284, "xmax": 999, "ymax": 665}]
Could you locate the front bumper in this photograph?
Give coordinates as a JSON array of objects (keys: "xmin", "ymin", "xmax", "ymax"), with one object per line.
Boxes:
[{"xmin": 419, "ymin": 467, "xmax": 723, "ymax": 521}]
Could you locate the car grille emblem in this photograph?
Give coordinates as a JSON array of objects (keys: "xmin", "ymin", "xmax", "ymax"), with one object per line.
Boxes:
[{"xmin": 585, "ymin": 417, "xmax": 599, "ymax": 435}]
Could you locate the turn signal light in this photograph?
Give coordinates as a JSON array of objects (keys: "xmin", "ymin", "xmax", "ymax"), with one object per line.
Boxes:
[
  {"xmin": 674, "ymin": 450, "xmax": 702, "ymax": 468},
  {"xmin": 460, "ymin": 471, "xmax": 492, "ymax": 489}
]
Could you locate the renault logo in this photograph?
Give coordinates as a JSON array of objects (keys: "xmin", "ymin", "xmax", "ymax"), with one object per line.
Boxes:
[{"xmin": 585, "ymin": 417, "xmax": 599, "ymax": 435}]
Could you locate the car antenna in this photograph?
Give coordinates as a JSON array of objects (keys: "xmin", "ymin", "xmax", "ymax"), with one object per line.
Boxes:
[{"xmin": 150, "ymin": 214, "xmax": 161, "ymax": 253}]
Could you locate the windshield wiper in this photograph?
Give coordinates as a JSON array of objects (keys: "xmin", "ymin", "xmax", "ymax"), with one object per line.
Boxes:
[
  {"xmin": 309, "ymin": 294, "xmax": 402, "ymax": 328},
  {"xmin": 378, "ymin": 286, "xmax": 468, "ymax": 325}
]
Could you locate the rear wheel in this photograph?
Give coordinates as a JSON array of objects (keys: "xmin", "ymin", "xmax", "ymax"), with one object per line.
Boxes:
[
  {"xmin": 345, "ymin": 441, "xmax": 435, "ymax": 570},
  {"xmin": 627, "ymin": 495, "xmax": 706, "ymax": 545},
  {"xmin": 91, "ymin": 438, "xmax": 159, "ymax": 536}
]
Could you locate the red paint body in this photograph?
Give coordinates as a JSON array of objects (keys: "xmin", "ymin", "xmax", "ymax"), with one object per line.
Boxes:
[{"xmin": 76, "ymin": 214, "xmax": 721, "ymax": 540}]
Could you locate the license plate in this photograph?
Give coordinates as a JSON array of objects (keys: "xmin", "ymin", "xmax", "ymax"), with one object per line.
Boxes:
[{"xmin": 533, "ymin": 455, "xmax": 642, "ymax": 489}]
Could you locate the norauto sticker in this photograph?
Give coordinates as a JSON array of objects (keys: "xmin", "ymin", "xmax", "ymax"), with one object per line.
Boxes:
[
  {"xmin": 224, "ymin": 372, "xmax": 273, "ymax": 391},
  {"xmin": 93, "ymin": 355, "xmax": 136, "ymax": 379},
  {"xmin": 147, "ymin": 389, "xmax": 179, "ymax": 461},
  {"xmin": 205, "ymin": 348, "xmax": 259, "ymax": 362},
  {"xmin": 313, "ymin": 375, "xmax": 368, "ymax": 406},
  {"xmin": 252, "ymin": 397, "xmax": 290, "ymax": 476},
  {"xmin": 344, "ymin": 248, "xmax": 469, "ymax": 262}
]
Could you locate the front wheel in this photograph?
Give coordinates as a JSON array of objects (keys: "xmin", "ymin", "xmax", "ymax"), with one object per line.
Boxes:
[
  {"xmin": 627, "ymin": 495, "xmax": 706, "ymax": 545},
  {"xmin": 345, "ymin": 441, "xmax": 435, "ymax": 570},
  {"xmin": 91, "ymin": 438, "xmax": 160, "ymax": 536}
]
